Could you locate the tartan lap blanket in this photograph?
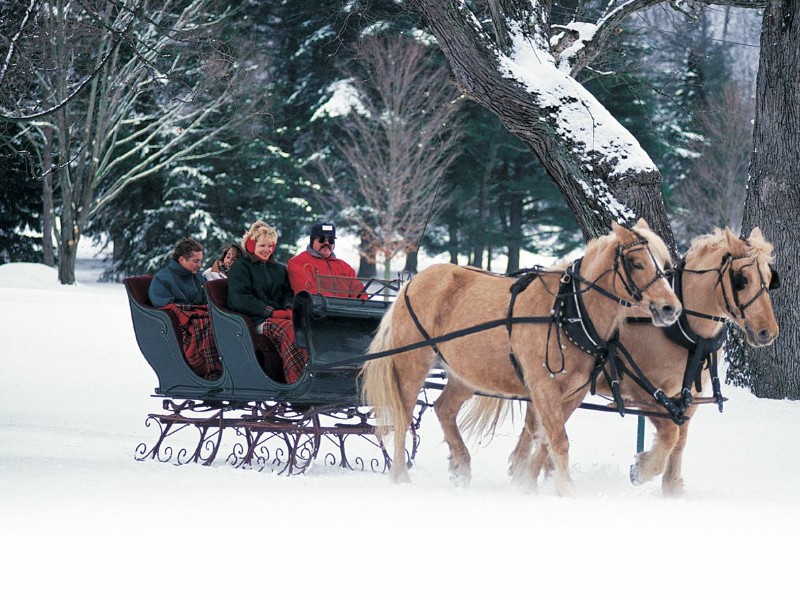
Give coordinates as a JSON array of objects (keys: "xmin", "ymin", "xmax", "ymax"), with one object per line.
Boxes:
[{"xmin": 162, "ymin": 303, "xmax": 223, "ymax": 380}]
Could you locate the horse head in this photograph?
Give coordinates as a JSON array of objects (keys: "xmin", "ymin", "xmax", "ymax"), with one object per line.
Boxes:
[
  {"xmin": 685, "ymin": 226, "xmax": 779, "ymax": 347},
  {"xmin": 608, "ymin": 219, "xmax": 681, "ymax": 327}
]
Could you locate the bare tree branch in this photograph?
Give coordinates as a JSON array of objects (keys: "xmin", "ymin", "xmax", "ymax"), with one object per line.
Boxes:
[{"xmin": 313, "ymin": 35, "xmax": 464, "ymax": 276}]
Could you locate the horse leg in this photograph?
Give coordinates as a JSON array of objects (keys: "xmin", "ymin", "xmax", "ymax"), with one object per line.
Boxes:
[
  {"xmin": 507, "ymin": 404, "xmax": 540, "ymax": 492},
  {"xmin": 661, "ymin": 405, "xmax": 697, "ymax": 496},
  {"xmin": 530, "ymin": 391, "xmax": 577, "ymax": 497},
  {"xmin": 508, "ymin": 403, "xmax": 535, "ymax": 478},
  {"xmin": 434, "ymin": 378, "xmax": 477, "ymax": 487},
  {"xmin": 387, "ymin": 353, "xmax": 434, "ymax": 483},
  {"xmin": 529, "ymin": 394, "xmax": 582, "ymax": 482},
  {"xmin": 630, "ymin": 416, "xmax": 680, "ymax": 486}
]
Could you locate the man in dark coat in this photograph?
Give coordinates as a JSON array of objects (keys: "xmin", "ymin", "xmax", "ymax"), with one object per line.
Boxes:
[
  {"xmin": 148, "ymin": 237, "xmax": 220, "ymax": 379},
  {"xmin": 148, "ymin": 237, "xmax": 206, "ymax": 307}
]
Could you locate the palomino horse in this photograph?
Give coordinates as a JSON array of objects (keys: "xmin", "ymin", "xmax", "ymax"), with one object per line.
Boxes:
[
  {"xmin": 360, "ymin": 220, "xmax": 681, "ymax": 496},
  {"xmin": 465, "ymin": 226, "xmax": 779, "ymax": 495}
]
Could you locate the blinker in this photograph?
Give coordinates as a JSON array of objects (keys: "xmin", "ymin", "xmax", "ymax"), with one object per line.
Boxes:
[{"xmin": 769, "ymin": 266, "xmax": 781, "ymax": 290}]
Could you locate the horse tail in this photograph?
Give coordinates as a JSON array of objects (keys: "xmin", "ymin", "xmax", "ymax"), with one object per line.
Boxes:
[
  {"xmin": 459, "ymin": 394, "xmax": 518, "ymax": 441},
  {"xmin": 360, "ymin": 300, "xmax": 409, "ymax": 437}
]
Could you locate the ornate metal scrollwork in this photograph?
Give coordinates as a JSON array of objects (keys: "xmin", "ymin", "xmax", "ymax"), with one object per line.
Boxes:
[{"xmin": 136, "ymin": 389, "xmax": 432, "ymax": 476}]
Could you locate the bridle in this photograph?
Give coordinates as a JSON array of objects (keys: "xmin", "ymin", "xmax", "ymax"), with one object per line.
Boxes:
[
  {"xmin": 610, "ymin": 236, "xmax": 672, "ymax": 304},
  {"xmin": 683, "ymin": 251, "xmax": 780, "ymax": 321},
  {"xmin": 720, "ymin": 253, "xmax": 781, "ymax": 319}
]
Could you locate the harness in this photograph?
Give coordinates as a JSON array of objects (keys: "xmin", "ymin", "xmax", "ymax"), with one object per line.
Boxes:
[
  {"xmin": 620, "ymin": 249, "xmax": 780, "ymax": 421},
  {"xmin": 624, "ymin": 260, "xmax": 728, "ymax": 418},
  {"xmin": 662, "ymin": 260, "xmax": 728, "ymax": 410},
  {"xmin": 307, "ymin": 236, "xmax": 779, "ymax": 427}
]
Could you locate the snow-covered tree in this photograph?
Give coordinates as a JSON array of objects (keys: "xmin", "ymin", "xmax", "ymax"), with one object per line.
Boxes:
[{"xmin": 406, "ymin": 0, "xmax": 767, "ymax": 252}]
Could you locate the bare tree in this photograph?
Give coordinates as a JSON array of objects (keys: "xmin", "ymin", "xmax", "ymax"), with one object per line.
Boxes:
[
  {"xmin": 0, "ymin": 0, "xmax": 263, "ymax": 283},
  {"xmin": 315, "ymin": 35, "xmax": 464, "ymax": 280},
  {"xmin": 672, "ymin": 83, "xmax": 754, "ymax": 243}
]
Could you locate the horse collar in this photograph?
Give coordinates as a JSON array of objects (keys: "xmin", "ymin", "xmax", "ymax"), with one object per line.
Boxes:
[
  {"xmin": 664, "ymin": 260, "xmax": 728, "ymax": 352},
  {"xmin": 557, "ymin": 259, "xmax": 611, "ymax": 359}
]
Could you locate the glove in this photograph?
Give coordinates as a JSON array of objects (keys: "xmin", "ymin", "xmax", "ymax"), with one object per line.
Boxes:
[{"xmin": 271, "ymin": 309, "xmax": 292, "ymax": 320}]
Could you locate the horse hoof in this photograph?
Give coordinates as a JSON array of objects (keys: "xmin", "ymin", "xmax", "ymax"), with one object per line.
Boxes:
[
  {"xmin": 449, "ymin": 471, "xmax": 471, "ymax": 488},
  {"xmin": 630, "ymin": 464, "xmax": 644, "ymax": 486},
  {"xmin": 555, "ymin": 478, "xmax": 574, "ymax": 497},
  {"xmin": 662, "ymin": 478, "xmax": 685, "ymax": 497},
  {"xmin": 390, "ymin": 469, "xmax": 412, "ymax": 484}
]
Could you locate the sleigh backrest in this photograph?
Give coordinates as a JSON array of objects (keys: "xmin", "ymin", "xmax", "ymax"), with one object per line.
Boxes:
[
  {"xmin": 205, "ymin": 278, "xmax": 286, "ymax": 387},
  {"xmin": 124, "ymin": 276, "xmax": 224, "ymax": 397}
]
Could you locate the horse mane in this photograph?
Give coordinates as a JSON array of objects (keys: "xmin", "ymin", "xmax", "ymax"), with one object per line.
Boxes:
[
  {"xmin": 584, "ymin": 221, "xmax": 672, "ymax": 266},
  {"xmin": 687, "ymin": 228, "xmax": 775, "ymax": 269},
  {"xmin": 631, "ymin": 222, "xmax": 673, "ymax": 268}
]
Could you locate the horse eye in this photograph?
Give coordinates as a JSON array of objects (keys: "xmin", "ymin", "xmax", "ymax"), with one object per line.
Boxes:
[
  {"xmin": 632, "ymin": 261, "xmax": 644, "ymax": 270},
  {"xmin": 732, "ymin": 271, "xmax": 748, "ymax": 292}
]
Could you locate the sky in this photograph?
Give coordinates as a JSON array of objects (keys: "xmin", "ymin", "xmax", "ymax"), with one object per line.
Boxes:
[{"xmin": 1, "ymin": 246, "xmax": 799, "ymax": 599}]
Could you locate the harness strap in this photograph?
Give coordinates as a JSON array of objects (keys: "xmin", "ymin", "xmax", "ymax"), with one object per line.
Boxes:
[
  {"xmin": 709, "ymin": 349, "xmax": 724, "ymax": 411},
  {"xmin": 403, "ymin": 286, "xmax": 448, "ymax": 366},
  {"xmin": 306, "ymin": 311, "xmax": 552, "ymax": 373},
  {"xmin": 505, "ymin": 271, "xmax": 545, "ymax": 383}
]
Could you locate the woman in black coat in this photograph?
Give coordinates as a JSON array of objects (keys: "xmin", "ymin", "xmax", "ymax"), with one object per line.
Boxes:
[{"xmin": 228, "ymin": 221, "xmax": 307, "ymax": 383}]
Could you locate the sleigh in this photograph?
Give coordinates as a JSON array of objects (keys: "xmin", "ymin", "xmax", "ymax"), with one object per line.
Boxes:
[{"xmin": 124, "ymin": 274, "xmax": 432, "ymax": 475}]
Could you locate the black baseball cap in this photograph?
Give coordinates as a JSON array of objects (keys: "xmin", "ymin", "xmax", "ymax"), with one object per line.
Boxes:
[{"xmin": 310, "ymin": 222, "xmax": 336, "ymax": 239}]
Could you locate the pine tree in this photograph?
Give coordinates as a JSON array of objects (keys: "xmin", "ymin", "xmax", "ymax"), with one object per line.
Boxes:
[{"xmin": 0, "ymin": 127, "xmax": 42, "ymax": 264}]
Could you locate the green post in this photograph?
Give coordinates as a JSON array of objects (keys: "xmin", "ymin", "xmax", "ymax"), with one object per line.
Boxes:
[{"xmin": 636, "ymin": 415, "xmax": 645, "ymax": 453}]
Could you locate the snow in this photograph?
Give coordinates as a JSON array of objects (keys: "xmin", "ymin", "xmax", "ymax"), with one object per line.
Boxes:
[
  {"xmin": 311, "ymin": 78, "xmax": 370, "ymax": 121},
  {"xmin": 2, "ymin": 255, "xmax": 799, "ymax": 599}
]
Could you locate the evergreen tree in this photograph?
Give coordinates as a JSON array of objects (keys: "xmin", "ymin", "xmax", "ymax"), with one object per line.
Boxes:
[
  {"xmin": 433, "ymin": 102, "xmax": 579, "ymax": 271},
  {"xmin": 0, "ymin": 127, "xmax": 42, "ymax": 264}
]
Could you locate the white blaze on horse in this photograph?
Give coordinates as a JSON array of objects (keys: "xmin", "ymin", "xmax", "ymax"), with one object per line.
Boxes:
[
  {"xmin": 360, "ymin": 219, "xmax": 681, "ymax": 496},
  {"xmin": 463, "ymin": 226, "xmax": 780, "ymax": 496}
]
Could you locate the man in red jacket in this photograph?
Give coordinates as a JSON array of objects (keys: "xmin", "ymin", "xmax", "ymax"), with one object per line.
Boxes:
[{"xmin": 287, "ymin": 222, "xmax": 364, "ymax": 298}]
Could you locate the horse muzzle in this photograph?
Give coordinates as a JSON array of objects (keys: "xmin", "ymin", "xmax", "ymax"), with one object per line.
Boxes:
[
  {"xmin": 744, "ymin": 321, "xmax": 779, "ymax": 347},
  {"xmin": 649, "ymin": 301, "xmax": 681, "ymax": 327}
]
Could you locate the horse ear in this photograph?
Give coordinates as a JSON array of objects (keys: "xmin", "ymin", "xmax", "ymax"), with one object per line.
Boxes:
[
  {"xmin": 634, "ymin": 217, "xmax": 650, "ymax": 230},
  {"xmin": 611, "ymin": 221, "xmax": 625, "ymax": 235},
  {"xmin": 749, "ymin": 226, "xmax": 765, "ymax": 242},
  {"xmin": 724, "ymin": 227, "xmax": 738, "ymax": 246}
]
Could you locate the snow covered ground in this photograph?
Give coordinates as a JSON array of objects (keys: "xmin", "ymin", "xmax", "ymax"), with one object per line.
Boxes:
[{"xmin": 1, "ymin": 253, "xmax": 798, "ymax": 599}]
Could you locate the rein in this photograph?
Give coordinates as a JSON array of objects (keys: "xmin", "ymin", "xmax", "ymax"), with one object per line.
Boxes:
[
  {"xmin": 305, "ymin": 251, "xmax": 640, "ymax": 375},
  {"xmin": 309, "ymin": 232, "xmax": 685, "ymax": 420}
]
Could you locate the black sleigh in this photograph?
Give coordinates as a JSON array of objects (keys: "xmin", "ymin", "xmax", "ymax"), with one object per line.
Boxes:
[{"xmin": 124, "ymin": 274, "xmax": 430, "ymax": 475}]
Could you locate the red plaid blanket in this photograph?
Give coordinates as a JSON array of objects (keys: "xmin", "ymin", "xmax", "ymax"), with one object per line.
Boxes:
[
  {"xmin": 263, "ymin": 318, "xmax": 307, "ymax": 384},
  {"xmin": 162, "ymin": 304, "xmax": 222, "ymax": 380}
]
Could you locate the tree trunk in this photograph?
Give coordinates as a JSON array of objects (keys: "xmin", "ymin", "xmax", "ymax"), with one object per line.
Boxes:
[
  {"xmin": 403, "ymin": 250, "xmax": 419, "ymax": 274},
  {"xmin": 42, "ymin": 126, "xmax": 55, "ymax": 267},
  {"xmin": 506, "ymin": 195, "xmax": 522, "ymax": 273},
  {"xmin": 57, "ymin": 239, "xmax": 77, "ymax": 285},
  {"xmin": 357, "ymin": 231, "xmax": 377, "ymax": 278},
  {"xmin": 734, "ymin": 0, "xmax": 800, "ymax": 398},
  {"xmin": 448, "ymin": 219, "xmax": 459, "ymax": 264}
]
